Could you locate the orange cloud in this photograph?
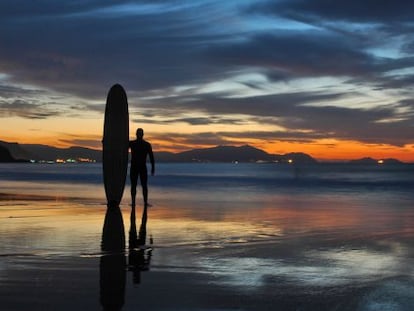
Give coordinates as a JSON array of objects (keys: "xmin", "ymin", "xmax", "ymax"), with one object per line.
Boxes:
[{"xmin": 260, "ymin": 139, "xmax": 414, "ymax": 162}]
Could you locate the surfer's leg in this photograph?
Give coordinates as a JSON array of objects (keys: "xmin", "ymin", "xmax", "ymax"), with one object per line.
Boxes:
[
  {"xmin": 140, "ymin": 170, "xmax": 148, "ymax": 206},
  {"xmin": 130, "ymin": 168, "xmax": 138, "ymax": 206}
]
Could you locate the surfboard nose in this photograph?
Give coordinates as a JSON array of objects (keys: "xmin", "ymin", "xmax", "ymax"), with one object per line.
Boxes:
[
  {"xmin": 108, "ymin": 84, "xmax": 127, "ymax": 100},
  {"xmin": 111, "ymin": 83, "xmax": 123, "ymax": 91}
]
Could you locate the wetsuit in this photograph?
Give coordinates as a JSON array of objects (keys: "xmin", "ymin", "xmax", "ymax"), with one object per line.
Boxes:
[{"xmin": 129, "ymin": 139, "xmax": 154, "ymax": 205}]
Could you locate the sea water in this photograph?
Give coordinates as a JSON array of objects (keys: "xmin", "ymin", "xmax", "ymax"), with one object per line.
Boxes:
[
  {"xmin": 1, "ymin": 162, "xmax": 414, "ymax": 310},
  {"xmin": 1, "ymin": 162, "xmax": 413, "ymax": 200}
]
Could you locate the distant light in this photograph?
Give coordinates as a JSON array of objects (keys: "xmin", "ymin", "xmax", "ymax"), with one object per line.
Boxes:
[
  {"xmin": 288, "ymin": 159, "xmax": 293, "ymax": 164},
  {"xmin": 378, "ymin": 159, "xmax": 384, "ymax": 164},
  {"xmin": 77, "ymin": 157, "xmax": 95, "ymax": 163}
]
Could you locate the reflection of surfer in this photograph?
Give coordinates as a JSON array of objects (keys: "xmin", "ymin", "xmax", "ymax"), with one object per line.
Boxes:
[
  {"xmin": 129, "ymin": 204, "xmax": 153, "ymax": 284},
  {"xmin": 129, "ymin": 128, "xmax": 155, "ymax": 207}
]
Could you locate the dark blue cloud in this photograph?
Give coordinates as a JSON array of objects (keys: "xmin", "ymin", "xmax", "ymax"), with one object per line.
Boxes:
[
  {"xmin": 0, "ymin": 1, "xmax": 236, "ymax": 97},
  {"xmin": 1, "ymin": 0, "xmax": 414, "ymax": 148},
  {"xmin": 254, "ymin": 0, "xmax": 414, "ymax": 23},
  {"xmin": 139, "ymin": 90, "xmax": 414, "ymax": 146},
  {"xmin": 206, "ymin": 32, "xmax": 382, "ymax": 79},
  {"xmin": 0, "ymin": 99, "xmax": 61, "ymax": 119}
]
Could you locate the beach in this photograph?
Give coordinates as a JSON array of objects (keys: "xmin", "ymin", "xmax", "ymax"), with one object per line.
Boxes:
[{"xmin": 1, "ymin": 162, "xmax": 414, "ymax": 310}]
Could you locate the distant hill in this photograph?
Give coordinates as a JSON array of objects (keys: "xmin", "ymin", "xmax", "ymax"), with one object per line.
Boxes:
[
  {"xmin": 0, "ymin": 140, "xmax": 34, "ymax": 161},
  {"xmin": 0, "ymin": 140, "xmax": 410, "ymax": 164},
  {"xmin": 0, "ymin": 140, "xmax": 101, "ymax": 162},
  {"xmin": 275, "ymin": 152, "xmax": 317, "ymax": 164},
  {"xmin": 167, "ymin": 145, "xmax": 272, "ymax": 162},
  {"xmin": 0, "ymin": 140, "xmax": 318, "ymax": 163},
  {"xmin": 349, "ymin": 157, "xmax": 403, "ymax": 164},
  {"xmin": 23, "ymin": 144, "xmax": 102, "ymax": 162},
  {"xmin": 0, "ymin": 144, "xmax": 17, "ymax": 162},
  {"xmin": 156, "ymin": 145, "xmax": 318, "ymax": 163}
]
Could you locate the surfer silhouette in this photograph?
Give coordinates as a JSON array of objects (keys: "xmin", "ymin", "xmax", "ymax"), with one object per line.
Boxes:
[{"xmin": 129, "ymin": 128, "xmax": 155, "ymax": 207}]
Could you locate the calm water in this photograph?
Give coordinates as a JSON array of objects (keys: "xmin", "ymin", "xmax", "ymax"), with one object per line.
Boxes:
[
  {"xmin": 1, "ymin": 162, "xmax": 413, "ymax": 200},
  {"xmin": 1, "ymin": 162, "xmax": 414, "ymax": 310}
]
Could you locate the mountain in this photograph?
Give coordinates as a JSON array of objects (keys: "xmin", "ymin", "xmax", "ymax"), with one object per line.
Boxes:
[
  {"xmin": 167, "ymin": 145, "xmax": 272, "ymax": 162},
  {"xmin": 1, "ymin": 140, "xmax": 409, "ymax": 164},
  {"xmin": 0, "ymin": 144, "xmax": 17, "ymax": 162},
  {"xmin": 156, "ymin": 145, "xmax": 318, "ymax": 163},
  {"xmin": 275, "ymin": 152, "xmax": 317, "ymax": 164},
  {"xmin": 382, "ymin": 158, "xmax": 404, "ymax": 164},
  {"xmin": 0, "ymin": 140, "xmax": 318, "ymax": 164},
  {"xmin": 22, "ymin": 145, "xmax": 102, "ymax": 162},
  {"xmin": 0, "ymin": 140, "xmax": 34, "ymax": 161},
  {"xmin": 0, "ymin": 141, "xmax": 101, "ymax": 162},
  {"xmin": 349, "ymin": 157, "xmax": 403, "ymax": 164}
]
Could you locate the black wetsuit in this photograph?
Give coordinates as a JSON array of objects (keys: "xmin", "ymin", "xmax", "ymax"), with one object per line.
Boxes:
[{"xmin": 129, "ymin": 139, "xmax": 154, "ymax": 205}]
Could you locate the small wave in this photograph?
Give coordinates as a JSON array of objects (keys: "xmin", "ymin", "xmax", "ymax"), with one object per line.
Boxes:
[
  {"xmin": 357, "ymin": 279, "xmax": 414, "ymax": 311},
  {"xmin": 0, "ymin": 253, "xmax": 37, "ymax": 257}
]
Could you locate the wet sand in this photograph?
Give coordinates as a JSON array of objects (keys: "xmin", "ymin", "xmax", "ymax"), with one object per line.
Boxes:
[{"xmin": 1, "ymin": 193, "xmax": 414, "ymax": 310}]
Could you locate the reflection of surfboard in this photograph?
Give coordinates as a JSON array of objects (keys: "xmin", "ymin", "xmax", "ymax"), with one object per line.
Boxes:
[
  {"xmin": 100, "ymin": 206, "xmax": 126, "ymax": 308},
  {"xmin": 103, "ymin": 84, "xmax": 129, "ymax": 207}
]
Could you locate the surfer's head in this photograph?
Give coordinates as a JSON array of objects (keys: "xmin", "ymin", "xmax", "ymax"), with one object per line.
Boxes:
[{"xmin": 136, "ymin": 128, "xmax": 144, "ymax": 139}]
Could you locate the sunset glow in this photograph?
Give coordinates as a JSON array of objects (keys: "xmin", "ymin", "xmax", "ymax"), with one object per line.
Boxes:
[{"xmin": 1, "ymin": 1, "xmax": 414, "ymax": 161}]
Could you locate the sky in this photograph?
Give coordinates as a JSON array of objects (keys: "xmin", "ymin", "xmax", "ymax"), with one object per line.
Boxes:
[{"xmin": 1, "ymin": 0, "xmax": 414, "ymax": 161}]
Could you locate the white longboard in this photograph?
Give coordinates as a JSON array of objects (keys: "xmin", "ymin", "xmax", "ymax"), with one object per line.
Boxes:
[{"xmin": 103, "ymin": 84, "xmax": 129, "ymax": 207}]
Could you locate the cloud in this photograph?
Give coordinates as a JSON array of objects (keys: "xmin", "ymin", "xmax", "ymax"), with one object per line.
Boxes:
[
  {"xmin": 133, "ymin": 115, "xmax": 248, "ymax": 126},
  {"xmin": 0, "ymin": 84, "xmax": 46, "ymax": 99},
  {"xmin": 150, "ymin": 129, "xmax": 336, "ymax": 150},
  {"xmin": 0, "ymin": 99, "xmax": 61, "ymax": 119},
  {"xmin": 253, "ymin": 0, "xmax": 414, "ymax": 23},
  {"xmin": 0, "ymin": 1, "xmax": 245, "ymax": 98},
  {"xmin": 0, "ymin": 1, "xmax": 410, "ymax": 97},
  {"xmin": 59, "ymin": 138, "xmax": 102, "ymax": 149},
  {"xmin": 207, "ymin": 32, "xmax": 382, "ymax": 79},
  {"xmin": 1, "ymin": 1, "xmax": 414, "ymax": 152},
  {"xmin": 221, "ymin": 129, "xmax": 325, "ymax": 142},
  {"xmin": 141, "ymin": 90, "xmax": 414, "ymax": 146},
  {"xmin": 376, "ymin": 71, "xmax": 414, "ymax": 90},
  {"xmin": 151, "ymin": 131, "xmax": 231, "ymax": 151},
  {"xmin": 0, "ymin": 82, "xmax": 90, "ymax": 119}
]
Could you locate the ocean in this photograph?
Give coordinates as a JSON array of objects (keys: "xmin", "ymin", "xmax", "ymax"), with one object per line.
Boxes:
[
  {"xmin": 1, "ymin": 162, "xmax": 414, "ymax": 310},
  {"xmin": 1, "ymin": 162, "xmax": 413, "ymax": 201}
]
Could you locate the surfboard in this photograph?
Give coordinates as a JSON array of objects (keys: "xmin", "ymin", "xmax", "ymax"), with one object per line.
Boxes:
[{"xmin": 103, "ymin": 84, "xmax": 129, "ymax": 207}]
